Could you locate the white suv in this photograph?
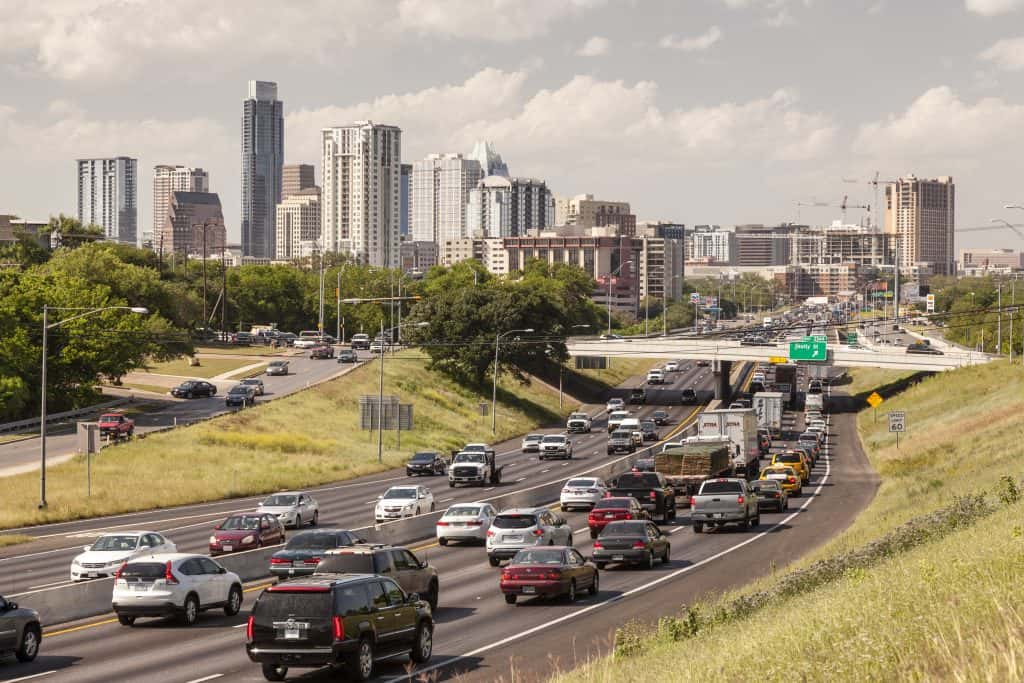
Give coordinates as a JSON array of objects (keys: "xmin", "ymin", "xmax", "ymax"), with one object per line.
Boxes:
[
  {"xmin": 486, "ymin": 508, "xmax": 573, "ymax": 566},
  {"xmin": 112, "ymin": 553, "xmax": 242, "ymax": 626}
]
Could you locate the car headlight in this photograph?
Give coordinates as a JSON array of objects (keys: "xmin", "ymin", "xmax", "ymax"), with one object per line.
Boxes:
[
  {"xmin": 242, "ymin": 535, "xmax": 254, "ymax": 544},
  {"xmin": 209, "ymin": 535, "xmax": 218, "ymax": 544},
  {"xmin": 107, "ymin": 558, "xmax": 126, "ymax": 567}
]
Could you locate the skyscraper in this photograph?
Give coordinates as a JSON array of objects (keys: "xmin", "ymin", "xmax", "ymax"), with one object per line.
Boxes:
[
  {"xmin": 468, "ymin": 140, "xmax": 509, "ymax": 177},
  {"xmin": 152, "ymin": 165, "xmax": 209, "ymax": 249},
  {"xmin": 76, "ymin": 157, "xmax": 138, "ymax": 244},
  {"xmin": 884, "ymin": 175, "xmax": 955, "ymax": 276},
  {"xmin": 411, "ymin": 153, "xmax": 483, "ymax": 244},
  {"xmin": 321, "ymin": 121, "xmax": 402, "ymax": 267},
  {"xmin": 282, "ymin": 164, "xmax": 315, "ymax": 199},
  {"xmin": 241, "ymin": 80, "xmax": 284, "ymax": 259},
  {"xmin": 468, "ymin": 176, "xmax": 554, "ymax": 238},
  {"xmin": 161, "ymin": 191, "xmax": 226, "ymax": 256},
  {"xmin": 400, "ymin": 163, "xmax": 412, "ymax": 238}
]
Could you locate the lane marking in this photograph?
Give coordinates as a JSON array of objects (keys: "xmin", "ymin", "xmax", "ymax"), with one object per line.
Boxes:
[
  {"xmin": 45, "ymin": 618, "xmax": 118, "ymax": 638},
  {"xmin": 186, "ymin": 676, "xmax": 224, "ymax": 683},
  {"xmin": 28, "ymin": 579, "xmax": 75, "ymax": 590},
  {"xmin": 232, "ymin": 622, "xmax": 248, "ymax": 628},
  {"xmin": 5, "ymin": 672, "xmax": 57, "ymax": 683},
  {"xmin": 244, "ymin": 583, "xmax": 273, "ymax": 594}
]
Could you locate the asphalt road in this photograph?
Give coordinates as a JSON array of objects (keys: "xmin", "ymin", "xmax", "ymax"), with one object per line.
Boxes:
[{"xmin": 0, "ymin": 351, "xmax": 364, "ymax": 477}]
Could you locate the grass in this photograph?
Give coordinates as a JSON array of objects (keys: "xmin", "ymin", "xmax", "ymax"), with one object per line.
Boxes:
[
  {"xmin": 144, "ymin": 356, "xmax": 257, "ymax": 378},
  {"xmin": 227, "ymin": 363, "xmax": 268, "ymax": 379},
  {"xmin": 0, "ymin": 534, "xmax": 33, "ymax": 548},
  {"xmin": 117, "ymin": 383, "xmax": 172, "ymax": 396},
  {"xmin": 194, "ymin": 345, "xmax": 290, "ymax": 357},
  {"xmin": 0, "ymin": 433, "xmax": 34, "ymax": 444},
  {"xmin": 571, "ymin": 358, "xmax": 658, "ymax": 389},
  {"xmin": 0, "ymin": 351, "xmax": 576, "ymax": 529},
  {"xmin": 556, "ymin": 359, "xmax": 1024, "ymax": 683},
  {"xmin": 844, "ymin": 366, "xmax": 917, "ymax": 397}
]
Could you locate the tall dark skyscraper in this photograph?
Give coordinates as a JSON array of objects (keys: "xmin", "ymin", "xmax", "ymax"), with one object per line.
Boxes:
[{"xmin": 241, "ymin": 80, "xmax": 283, "ymax": 258}]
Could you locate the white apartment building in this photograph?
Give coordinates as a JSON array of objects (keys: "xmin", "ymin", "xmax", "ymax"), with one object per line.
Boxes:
[
  {"xmin": 689, "ymin": 225, "xmax": 733, "ymax": 263},
  {"xmin": 411, "ymin": 153, "xmax": 482, "ymax": 244},
  {"xmin": 77, "ymin": 157, "xmax": 138, "ymax": 244},
  {"xmin": 639, "ymin": 236, "xmax": 684, "ymax": 302},
  {"xmin": 467, "ymin": 176, "xmax": 553, "ymax": 238},
  {"xmin": 884, "ymin": 175, "xmax": 955, "ymax": 276},
  {"xmin": 151, "ymin": 165, "xmax": 208, "ymax": 248},
  {"xmin": 275, "ymin": 189, "xmax": 321, "ymax": 260},
  {"xmin": 321, "ymin": 121, "xmax": 402, "ymax": 267}
]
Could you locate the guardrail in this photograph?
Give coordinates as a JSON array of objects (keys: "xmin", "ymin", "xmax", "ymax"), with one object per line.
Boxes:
[{"xmin": 0, "ymin": 398, "xmax": 129, "ymax": 436}]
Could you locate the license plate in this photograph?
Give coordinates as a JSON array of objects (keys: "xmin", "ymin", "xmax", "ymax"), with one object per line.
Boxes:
[
  {"xmin": 222, "ymin": 545, "xmax": 233, "ymax": 552},
  {"xmin": 714, "ymin": 513, "xmax": 723, "ymax": 519},
  {"xmin": 605, "ymin": 513, "xmax": 615, "ymax": 518},
  {"xmin": 612, "ymin": 555, "xmax": 624, "ymax": 561},
  {"xmin": 88, "ymin": 572, "xmax": 98, "ymax": 578},
  {"xmin": 506, "ymin": 535, "xmax": 523, "ymax": 543},
  {"xmin": 285, "ymin": 627, "xmax": 301, "ymax": 639},
  {"xmin": 522, "ymin": 586, "xmax": 536, "ymax": 594},
  {"xmin": 131, "ymin": 583, "xmax": 149, "ymax": 591}
]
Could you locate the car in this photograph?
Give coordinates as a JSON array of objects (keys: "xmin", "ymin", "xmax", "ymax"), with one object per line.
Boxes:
[
  {"xmin": 225, "ymin": 384, "xmax": 257, "ymax": 407},
  {"xmin": 375, "ymin": 485, "xmax": 434, "ymax": 523},
  {"xmin": 349, "ymin": 333, "xmax": 371, "ymax": 350},
  {"xmin": 486, "ymin": 508, "xmax": 573, "ymax": 566},
  {"xmin": 771, "ymin": 451, "xmax": 811, "ymax": 485},
  {"xmin": 240, "ymin": 377, "xmax": 265, "ymax": 396},
  {"xmin": 112, "ymin": 553, "xmax": 242, "ymax": 627},
  {"xmin": 539, "ymin": 434, "xmax": 573, "ymax": 460},
  {"xmin": 907, "ymin": 341, "xmax": 944, "ymax": 355},
  {"xmin": 592, "ymin": 520, "xmax": 670, "ymax": 569},
  {"xmin": 521, "ymin": 433, "xmax": 544, "ymax": 453},
  {"xmin": 369, "ymin": 338, "xmax": 387, "ymax": 354},
  {"xmin": 337, "ymin": 349, "xmax": 358, "ymax": 363},
  {"xmin": 406, "ymin": 451, "xmax": 447, "ymax": 476},
  {"xmin": 587, "ymin": 497, "xmax": 647, "ymax": 538},
  {"xmin": 664, "ymin": 361, "xmax": 680, "ymax": 372},
  {"xmin": 752, "ymin": 372, "xmax": 766, "ymax": 384},
  {"xmin": 275, "ymin": 332, "xmax": 297, "ymax": 347},
  {"xmin": 628, "ymin": 387, "xmax": 647, "ymax": 404},
  {"xmin": 807, "ymin": 379, "xmax": 823, "ymax": 394},
  {"xmin": 646, "ymin": 369, "xmax": 665, "ymax": 385},
  {"xmin": 170, "ymin": 380, "xmax": 217, "ymax": 398},
  {"xmin": 292, "ymin": 338, "xmax": 318, "ymax": 349},
  {"xmin": 97, "ymin": 411, "xmax": 134, "ymax": 439},
  {"xmin": 246, "ymin": 574, "xmax": 433, "ymax": 683},
  {"xmin": 681, "ymin": 388, "xmax": 698, "ymax": 405},
  {"xmin": 760, "ymin": 465, "xmax": 802, "ymax": 495},
  {"xmin": 600, "ymin": 333, "xmax": 623, "ymax": 340},
  {"xmin": 651, "ymin": 410, "xmax": 670, "ymax": 426},
  {"xmin": 257, "ymin": 491, "xmax": 320, "ymax": 528},
  {"xmin": 797, "ymin": 432, "xmax": 822, "ymax": 457},
  {"xmin": 696, "ymin": 359, "xmax": 711, "ymax": 367},
  {"xmin": 500, "ymin": 546, "xmax": 598, "ymax": 604},
  {"xmin": 315, "ymin": 544, "xmax": 439, "ymax": 610},
  {"xmin": 632, "ymin": 457, "xmax": 656, "ymax": 472},
  {"xmin": 268, "ymin": 529, "xmax": 362, "ymax": 581},
  {"xmin": 70, "ymin": 531, "xmax": 176, "ymax": 581},
  {"xmin": 559, "ymin": 477, "xmax": 608, "ymax": 511},
  {"xmin": 607, "ymin": 429, "xmax": 637, "ymax": 455},
  {"xmin": 310, "ymin": 344, "xmax": 335, "ymax": 359},
  {"xmin": 606, "ymin": 397, "xmax": 625, "ymax": 413},
  {"xmin": 265, "ymin": 360, "xmax": 289, "ymax": 376},
  {"xmin": 792, "ymin": 443, "xmax": 818, "ymax": 468},
  {"xmin": 436, "ymin": 502, "xmax": 498, "ymax": 546},
  {"xmin": 0, "ymin": 595, "xmax": 40, "ymax": 663},
  {"xmin": 209, "ymin": 513, "xmax": 286, "ymax": 555},
  {"xmin": 607, "ymin": 410, "xmax": 630, "ymax": 432},
  {"xmin": 750, "ymin": 479, "xmax": 788, "ymax": 512},
  {"xmin": 639, "ymin": 420, "xmax": 658, "ymax": 442},
  {"xmin": 233, "ymin": 331, "xmax": 255, "ymax": 345},
  {"xmin": 566, "ymin": 412, "xmax": 593, "ymax": 433},
  {"xmin": 757, "ymin": 428, "xmax": 771, "ymax": 455}
]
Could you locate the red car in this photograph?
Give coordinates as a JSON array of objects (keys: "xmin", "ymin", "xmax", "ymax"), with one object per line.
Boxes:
[
  {"xmin": 97, "ymin": 412, "xmax": 134, "ymax": 440},
  {"xmin": 500, "ymin": 546, "xmax": 599, "ymax": 604},
  {"xmin": 587, "ymin": 497, "xmax": 647, "ymax": 539},
  {"xmin": 209, "ymin": 513, "xmax": 285, "ymax": 555}
]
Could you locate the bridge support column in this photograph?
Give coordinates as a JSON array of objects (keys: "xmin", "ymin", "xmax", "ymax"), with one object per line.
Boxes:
[{"xmin": 715, "ymin": 360, "xmax": 733, "ymax": 400}]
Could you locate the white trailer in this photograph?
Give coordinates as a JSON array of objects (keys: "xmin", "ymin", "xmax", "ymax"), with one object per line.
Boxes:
[
  {"xmin": 752, "ymin": 391, "xmax": 784, "ymax": 438},
  {"xmin": 695, "ymin": 408, "xmax": 760, "ymax": 477}
]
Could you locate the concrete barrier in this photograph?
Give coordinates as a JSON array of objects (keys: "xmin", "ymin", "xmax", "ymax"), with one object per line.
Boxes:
[{"xmin": 11, "ymin": 577, "xmax": 117, "ymax": 626}]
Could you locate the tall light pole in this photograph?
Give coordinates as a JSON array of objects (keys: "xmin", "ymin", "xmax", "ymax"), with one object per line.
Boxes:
[
  {"xmin": 376, "ymin": 320, "xmax": 428, "ymax": 463},
  {"xmin": 605, "ymin": 260, "xmax": 633, "ymax": 337},
  {"xmin": 39, "ymin": 305, "xmax": 148, "ymax": 508},
  {"xmin": 492, "ymin": 328, "xmax": 534, "ymax": 434},
  {"xmin": 663, "ymin": 273, "xmax": 682, "ymax": 337}
]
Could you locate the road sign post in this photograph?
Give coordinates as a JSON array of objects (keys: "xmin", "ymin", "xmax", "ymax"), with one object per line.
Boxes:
[
  {"xmin": 866, "ymin": 391, "xmax": 883, "ymax": 422},
  {"xmin": 888, "ymin": 410, "xmax": 906, "ymax": 448}
]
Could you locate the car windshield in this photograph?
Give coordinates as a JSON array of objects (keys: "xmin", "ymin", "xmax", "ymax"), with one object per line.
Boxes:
[
  {"xmin": 512, "ymin": 549, "xmax": 564, "ymax": 564},
  {"xmin": 455, "ymin": 453, "xmax": 485, "ymax": 463},
  {"xmin": 220, "ymin": 515, "xmax": 261, "ymax": 530},
  {"xmin": 566, "ymin": 479, "xmax": 597, "ymax": 488},
  {"xmin": 492, "ymin": 514, "xmax": 538, "ymax": 529},
  {"xmin": 410, "ymin": 453, "xmax": 436, "ymax": 463},
  {"xmin": 524, "ymin": 435, "xmax": 543, "ymax": 442},
  {"xmin": 775, "ymin": 454, "xmax": 802, "ymax": 463},
  {"xmin": 752, "ymin": 481, "xmax": 779, "ymax": 491},
  {"xmin": 463, "ymin": 445, "xmax": 486, "ymax": 452},
  {"xmin": 541, "ymin": 435, "xmax": 564, "ymax": 443},
  {"xmin": 701, "ymin": 481, "xmax": 744, "ymax": 495},
  {"xmin": 228, "ymin": 387, "xmax": 248, "ymax": 395},
  {"xmin": 653, "ymin": 411, "xmax": 668, "ymax": 417},
  {"xmin": 242, "ymin": 379, "xmax": 260, "ymax": 385},
  {"xmin": 285, "ymin": 533, "xmax": 345, "ymax": 550},
  {"xmin": 383, "ymin": 489, "xmax": 417, "ymax": 499},
  {"xmin": 269, "ymin": 361, "xmax": 286, "ymax": 367},
  {"xmin": 569, "ymin": 414, "xmax": 587, "ymax": 420},
  {"xmin": 611, "ymin": 431, "xmax": 630, "ymax": 439},
  {"xmin": 641, "ymin": 422, "xmax": 655, "ymax": 430},
  {"xmin": 90, "ymin": 535, "xmax": 140, "ymax": 551},
  {"xmin": 444, "ymin": 506, "xmax": 481, "ymax": 518},
  {"xmin": 254, "ymin": 592, "xmax": 333, "ymax": 619},
  {"xmin": 178, "ymin": 382, "xmax": 195, "ymax": 388},
  {"xmin": 615, "ymin": 473, "xmax": 659, "ymax": 487},
  {"xmin": 595, "ymin": 499, "xmax": 631, "ymax": 509},
  {"xmin": 601, "ymin": 521, "xmax": 647, "ymax": 536},
  {"xmin": 262, "ymin": 495, "xmax": 297, "ymax": 507}
]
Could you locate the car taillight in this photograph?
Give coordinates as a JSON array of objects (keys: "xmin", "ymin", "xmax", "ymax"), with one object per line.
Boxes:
[
  {"xmin": 487, "ymin": 530, "xmax": 495, "ymax": 537},
  {"xmin": 593, "ymin": 540, "xmax": 603, "ymax": 549},
  {"xmin": 531, "ymin": 529, "xmax": 544, "ymax": 536},
  {"xmin": 246, "ymin": 615, "xmax": 254, "ymax": 641},
  {"xmin": 436, "ymin": 521, "xmax": 449, "ymax": 526},
  {"xmin": 544, "ymin": 571, "xmax": 562, "ymax": 580},
  {"xmin": 114, "ymin": 563, "xmax": 126, "ymax": 580},
  {"xmin": 624, "ymin": 513, "xmax": 633, "ymax": 520},
  {"xmin": 332, "ymin": 615, "xmax": 344, "ymax": 641},
  {"xmin": 164, "ymin": 561, "xmax": 179, "ymax": 585},
  {"xmin": 632, "ymin": 541, "xmax": 646, "ymax": 549},
  {"xmin": 465, "ymin": 520, "xmax": 482, "ymax": 526},
  {"xmin": 788, "ymin": 477, "xmax": 796, "ymax": 483},
  {"xmin": 270, "ymin": 558, "xmax": 290, "ymax": 564},
  {"xmin": 689, "ymin": 496, "xmax": 696, "ymax": 507},
  {"xmin": 500, "ymin": 568, "xmax": 511, "ymax": 579},
  {"xmin": 737, "ymin": 496, "xmax": 744, "ymax": 505},
  {"xmin": 304, "ymin": 557, "xmax": 321, "ymax": 564},
  {"xmin": 649, "ymin": 491, "xmax": 657, "ymax": 499}
]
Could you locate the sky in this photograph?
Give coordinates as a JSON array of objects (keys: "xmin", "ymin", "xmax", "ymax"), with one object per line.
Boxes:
[{"xmin": 1, "ymin": 0, "xmax": 1024, "ymax": 251}]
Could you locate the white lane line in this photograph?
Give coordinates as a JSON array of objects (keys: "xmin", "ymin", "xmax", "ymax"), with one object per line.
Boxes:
[
  {"xmin": 6, "ymin": 672, "xmax": 57, "ymax": 683},
  {"xmin": 28, "ymin": 579, "xmax": 75, "ymax": 590},
  {"xmin": 484, "ymin": 487, "xmax": 495, "ymax": 492},
  {"xmin": 232, "ymin": 622, "xmax": 248, "ymax": 628},
  {"xmin": 364, "ymin": 500, "xmax": 377, "ymax": 504},
  {"xmin": 515, "ymin": 477, "xmax": 526, "ymax": 482},
  {"xmin": 561, "ymin": 463, "xmax": 569, "ymax": 467},
  {"xmin": 384, "ymin": 441, "xmax": 832, "ymax": 683},
  {"xmin": 438, "ymin": 497, "xmax": 454, "ymax": 503},
  {"xmin": 540, "ymin": 469, "xmax": 550, "ymax": 473},
  {"xmin": 573, "ymin": 528, "xmax": 590, "ymax": 536},
  {"xmin": 186, "ymin": 675, "xmax": 224, "ymax": 683}
]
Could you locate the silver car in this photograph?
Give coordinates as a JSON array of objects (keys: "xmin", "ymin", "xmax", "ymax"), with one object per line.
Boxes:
[
  {"xmin": 436, "ymin": 502, "xmax": 497, "ymax": 546},
  {"xmin": 0, "ymin": 595, "xmax": 41, "ymax": 663},
  {"xmin": 486, "ymin": 507, "xmax": 573, "ymax": 566},
  {"xmin": 256, "ymin": 491, "xmax": 320, "ymax": 528},
  {"xmin": 265, "ymin": 360, "xmax": 289, "ymax": 376},
  {"xmin": 521, "ymin": 434, "xmax": 544, "ymax": 453}
]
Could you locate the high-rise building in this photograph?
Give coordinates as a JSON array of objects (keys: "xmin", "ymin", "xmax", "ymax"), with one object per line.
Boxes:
[
  {"xmin": 275, "ymin": 188, "xmax": 321, "ymax": 261},
  {"xmin": 733, "ymin": 224, "xmax": 793, "ymax": 267},
  {"xmin": 565, "ymin": 194, "xmax": 636, "ymax": 234},
  {"xmin": 400, "ymin": 163, "xmax": 412, "ymax": 237},
  {"xmin": 241, "ymin": 80, "xmax": 284, "ymax": 259},
  {"xmin": 76, "ymin": 157, "xmax": 138, "ymax": 244},
  {"xmin": 960, "ymin": 249, "xmax": 1024, "ymax": 271},
  {"xmin": 161, "ymin": 191, "xmax": 226, "ymax": 256},
  {"xmin": 884, "ymin": 175, "xmax": 955, "ymax": 276},
  {"xmin": 321, "ymin": 121, "xmax": 402, "ymax": 267},
  {"xmin": 282, "ymin": 164, "xmax": 315, "ymax": 199},
  {"xmin": 151, "ymin": 165, "xmax": 209, "ymax": 249},
  {"xmin": 689, "ymin": 225, "xmax": 733, "ymax": 264},
  {"xmin": 468, "ymin": 140, "xmax": 509, "ymax": 177},
  {"xmin": 411, "ymin": 153, "xmax": 483, "ymax": 243},
  {"xmin": 467, "ymin": 176, "xmax": 554, "ymax": 238}
]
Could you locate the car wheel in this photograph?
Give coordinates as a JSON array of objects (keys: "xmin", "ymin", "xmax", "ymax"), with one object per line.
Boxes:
[
  {"xmin": 15, "ymin": 625, "xmax": 40, "ymax": 662},
  {"xmin": 410, "ymin": 620, "xmax": 433, "ymax": 664},
  {"xmin": 752, "ymin": 514, "xmax": 761, "ymax": 528},
  {"xmin": 261, "ymin": 663, "xmax": 288, "ymax": 682},
  {"xmin": 186, "ymin": 391, "xmax": 193, "ymax": 399},
  {"xmin": 346, "ymin": 638, "xmax": 375, "ymax": 682},
  {"xmin": 430, "ymin": 502, "xmax": 435, "ymax": 512},
  {"xmin": 588, "ymin": 571, "xmax": 599, "ymax": 595},
  {"xmin": 180, "ymin": 593, "xmax": 200, "ymax": 626},
  {"xmin": 567, "ymin": 580, "xmax": 577, "ymax": 602},
  {"xmin": 489, "ymin": 556, "xmax": 501, "ymax": 567},
  {"xmin": 438, "ymin": 537, "xmax": 448, "ymax": 546},
  {"xmin": 294, "ymin": 515, "xmax": 302, "ymax": 529},
  {"xmin": 662, "ymin": 546, "xmax": 671, "ymax": 564},
  {"xmin": 312, "ymin": 510, "xmax": 319, "ymax": 526},
  {"xmin": 595, "ymin": 561, "xmax": 606, "ymax": 570},
  {"xmin": 427, "ymin": 580, "xmax": 439, "ymax": 611},
  {"xmin": 117, "ymin": 615, "xmax": 136, "ymax": 627},
  {"xmin": 644, "ymin": 551, "xmax": 654, "ymax": 570},
  {"xmin": 224, "ymin": 585, "xmax": 243, "ymax": 616},
  {"xmin": 560, "ymin": 504, "xmax": 568, "ymax": 512},
  {"xmin": 566, "ymin": 532, "xmax": 573, "ymax": 547},
  {"xmin": 589, "ymin": 529, "xmax": 598, "ymax": 539},
  {"xmin": 505, "ymin": 594, "xmax": 517, "ymax": 605},
  {"xmin": 693, "ymin": 522, "xmax": 703, "ymax": 534}
]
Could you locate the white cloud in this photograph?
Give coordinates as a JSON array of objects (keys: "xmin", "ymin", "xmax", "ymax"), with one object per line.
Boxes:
[
  {"xmin": 397, "ymin": 0, "xmax": 603, "ymax": 42},
  {"xmin": 854, "ymin": 86, "xmax": 1024, "ymax": 157},
  {"xmin": 576, "ymin": 36, "xmax": 610, "ymax": 57},
  {"xmin": 659, "ymin": 26, "xmax": 723, "ymax": 52},
  {"xmin": 979, "ymin": 36, "xmax": 1024, "ymax": 70},
  {"xmin": 965, "ymin": 0, "xmax": 1024, "ymax": 15}
]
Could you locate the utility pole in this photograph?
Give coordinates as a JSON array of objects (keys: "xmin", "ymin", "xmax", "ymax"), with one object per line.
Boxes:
[
  {"xmin": 377, "ymin": 319, "xmax": 385, "ymax": 463},
  {"xmin": 336, "ymin": 268, "xmax": 342, "ymax": 342},
  {"xmin": 997, "ymin": 280, "xmax": 1003, "ymax": 355},
  {"xmin": 317, "ymin": 245, "xmax": 325, "ymax": 337},
  {"xmin": 221, "ymin": 244, "xmax": 227, "ymax": 336}
]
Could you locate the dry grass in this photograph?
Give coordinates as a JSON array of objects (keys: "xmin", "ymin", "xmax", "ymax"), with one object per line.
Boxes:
[
  {"xmin": 144, "ymin": 356, "xmax": 256, "ymax": 378},
  {"xmin": 195, "ymin": 345, "xmax": 290, "ymax": 357},
  {"xmin": 117, "ymin": 383, "xmax": 172, "ymax": 396},
  {"xmin": 0, "ymin": 351, "xmax": 572, "ymax": 529},
  {"xmin": 227, "ymin": 363, "xmax": 268, "ymax": 379},
  {"xmin": 0, "ymin": 534, "xmax": 33, "ymax": 548},
  {"xmin": 555, "ymin": 360, "xmax": 1024, "ymax": 683},
  {"xmin": 844, "ymin": 366, "xmax": 916, "ymax": 397},
  {"xmin": 571, "ymin": 358, "xmax": 658, "ymax": 388}
]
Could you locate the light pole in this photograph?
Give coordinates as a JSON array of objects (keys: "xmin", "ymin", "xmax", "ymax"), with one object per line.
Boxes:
[
  {"xmin": 39, "ymin": 305, "xmax": 148, "ymax": 508},
  {"xmin": 605, "ymin": 260, "xmax": 633, "ymax": 337},
  {"xmin": 192, "ymin": 220, "xmax": 220, "ymax": 333},
  {"xmin": 492, "ymin": 328, "xmax": 534, "ymax": 434},
  {"xmin": 663, "ymin": 274, "xmax": 682, "ymax": 337},
  {"xmin": 376, "ymin": 320, "xmax": 428, "ymax": 464}
]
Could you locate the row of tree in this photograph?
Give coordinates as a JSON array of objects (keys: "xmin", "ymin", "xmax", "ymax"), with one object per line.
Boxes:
[{"xmin": 926, "ymin": 275, "xmax": 1024, "ymax": 355}]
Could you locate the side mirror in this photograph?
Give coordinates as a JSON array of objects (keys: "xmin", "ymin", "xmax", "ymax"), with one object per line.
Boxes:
[
  {"xmin": 6, "ymin": 602, "xmax": 16, "ymax": 611},
  {"xmin": 83, "ymin": 545, "xmax": 91, "ymax": 552},
  {"xmin": 218, "ymin": 566, "xmax": 227, "ymax": 574},
  {"xmin": 407, "ymin": 592, "xmax": 420, "ymax": 604},
  {"xmin": 377, "ymin": 495, "xmax": 383, "ymax": 500}
]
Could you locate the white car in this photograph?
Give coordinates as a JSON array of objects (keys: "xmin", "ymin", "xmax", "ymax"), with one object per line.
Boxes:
[
  {"xmin": 607, "ymin": 410, "xmax": 630, "ymax": 432},
  {"xmin": 292, "ymin": 338, "xmax": 318, "ymax": 349},
  {"xmin": 539, "ymin": 434, "xmax": 573, "ymax": 460},
  {"xmin": 606, "ymin": 398, "xmax": 625, "ymax": 413},
  {"xmin": 521, "ymin": 434, "xmax": 544, "ymax": 452},
  {"xmin": 112, "ymin": 553, "xmax": 242, "ymax": 626},
  {"xmin": 559, "ymin": 477, "xmax": 608, "ymax": 511},
  {"xmin": 486, "ymin": 507, "xmax": 573, "ymax": 566},
  {"xmin": 646, "ymin": 369, "xmax": 665, "ymax": 385},
  {"xmin": 70, "ymin": 531, "xmax": 176, "ymax": 582},
  {"xmin": 256, "ymin": 491, "xmax": 320, "ymax": 528},
  {"xmin": 664, "ymin": 361, "xmax": 680, "ymax": 372},
  {"xmin": 436, "ymin": 502, "xmax": 497, "ymax": 546},
  {"xmin": 375, "ymin": 485, "xmax": 435, "ymax": 523}
]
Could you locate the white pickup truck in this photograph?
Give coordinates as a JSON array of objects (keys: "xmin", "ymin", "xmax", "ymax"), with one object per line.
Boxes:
[
  {"xmin": 690, "ymin": 478, "xmax": 759, "ymax": 533},
  {"xmin": 566, "ymin": 412, "xmax": 593, "ymax": 433}
]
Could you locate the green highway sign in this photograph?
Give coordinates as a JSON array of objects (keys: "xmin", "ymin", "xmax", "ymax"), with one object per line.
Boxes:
[
  {"xmin": 789, "ymin": 336, "xmax": 827, "ymax": 361},
  {"xmin": 847, "ymin": 331, "xmax": 858, "ymax": 343}
]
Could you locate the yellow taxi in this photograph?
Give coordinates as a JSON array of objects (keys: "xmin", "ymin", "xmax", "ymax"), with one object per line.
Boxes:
[
  {"xmin": 760, "ymin": 465, "xmax": 802, "ymax": 496},
  {"xmin": 770, "ymin": 451, "xmax": 811, "ymax": 486}
]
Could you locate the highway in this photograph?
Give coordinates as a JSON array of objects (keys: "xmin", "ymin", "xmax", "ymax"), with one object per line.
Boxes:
[{"xmin": 0, "ymin": 362, "xmax": 882, "ymax": 683}]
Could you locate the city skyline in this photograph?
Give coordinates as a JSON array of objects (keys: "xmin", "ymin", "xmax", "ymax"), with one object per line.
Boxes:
[{"xmin": 2, "ymin": 0, "xmax": 1024, "ymax": 249}]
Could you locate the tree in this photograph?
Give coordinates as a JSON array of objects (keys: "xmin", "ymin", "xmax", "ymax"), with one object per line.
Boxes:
[{"xmin": 47, "ymin": 214, "xmax": 104, "ymax": 249}]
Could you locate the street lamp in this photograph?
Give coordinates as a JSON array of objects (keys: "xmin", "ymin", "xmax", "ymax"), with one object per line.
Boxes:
[
  {"xmin": 376, "ymin": 320, "xmax": 429, "ymax": 464},
  {"xmin": 663, "ymin": 274, "xmax": 683, "ymax": 337},
  {"xmin": 39, "ymin": 305, "xmax": 148, "ymax": 508},
  {"xmin": 550, "ymin": 325, "xmax": 592, "ymax": 409},
  {"xmin": 492, "ymin": 328, "xmax": 534, "ymax": 434},
  {"xmin": 605, "ymin": 260, "xmax": 634, "ymax": 337}
]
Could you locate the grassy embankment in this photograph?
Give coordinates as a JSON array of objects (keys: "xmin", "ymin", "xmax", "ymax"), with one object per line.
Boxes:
[
  {"xmin": 0, "ymin": 351, "xmax": 611, "ymax": 530},
  {"xmin": 144, "ymin": 356, "xmax": 258, "ymax": 378},
  {"xmin": 557, "ymin": 360, "xmax": 1024, "ymax": 682}
]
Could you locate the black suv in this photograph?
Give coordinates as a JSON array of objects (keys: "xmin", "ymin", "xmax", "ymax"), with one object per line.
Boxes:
[
  {"xmin": 406, "ymin": 452, "xmax": 447, "ymax": 477},
  {"xmin": 680, "ymin": 388, "xmax": 698, "ymax": 405},
  {"xmin": 314, "ymin": 544, "xmax": 439, "ymax": 610},
  {"xmin": 247, "ymin": 574, "xmax": 433, "ymax": 682}
]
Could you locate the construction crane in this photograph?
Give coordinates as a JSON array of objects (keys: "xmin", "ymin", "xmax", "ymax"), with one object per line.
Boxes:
[
  {"xmin": 795, "ymin": 199, "xmax": 829, "ymax": 223},
  {"xmin": 795, "ymin": 196, "xmax": 870, "ymax": 226},
  {"xmin": 843, "ymin": 172, "xmax": 899, "ymax": 231},
  {"xmin": 956, "ymin": 220, "xmax": 1024, "ymax": 240}
]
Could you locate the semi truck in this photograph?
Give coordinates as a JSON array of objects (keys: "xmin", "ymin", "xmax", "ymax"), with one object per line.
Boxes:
[
  {"xmin": 772, "ymin": 364, "xmax": 798, "ymax": 408},
  {"xmin": 752, "ymin": 391, "xmax": 783, "ymax": 438},
  {"xmin": 696, "ymin": 408, "xmax": 760, "ymax": 478}
]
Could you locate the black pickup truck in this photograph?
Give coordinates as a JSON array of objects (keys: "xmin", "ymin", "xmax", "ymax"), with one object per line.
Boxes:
[{"xmin": 608, "ymin": 472, "xmax": 677, "ymax": 523}]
